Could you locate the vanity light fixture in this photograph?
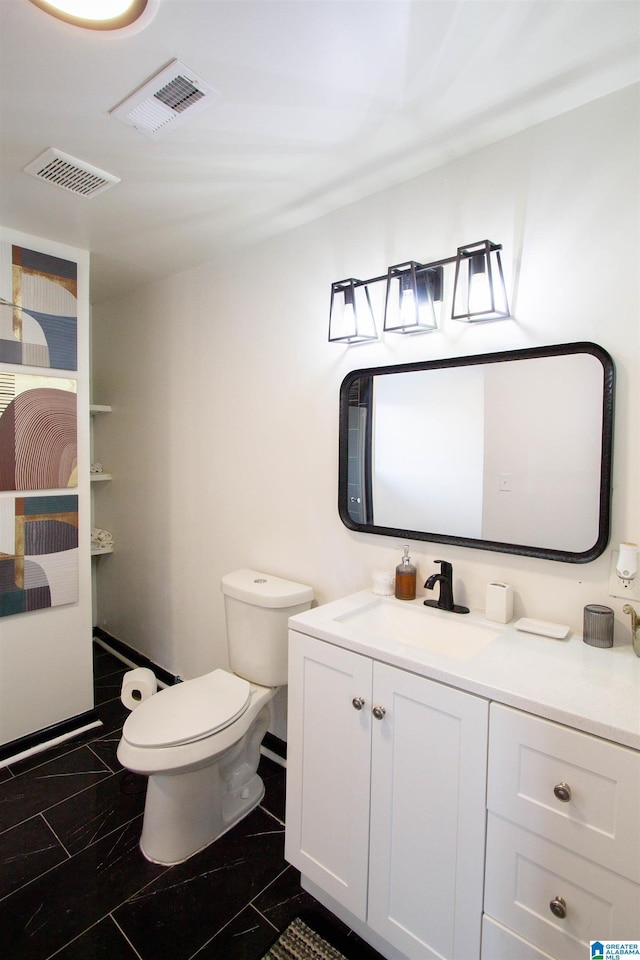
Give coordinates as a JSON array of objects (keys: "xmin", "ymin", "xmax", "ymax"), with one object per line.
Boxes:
[
  {"xmin": 383, "ymin": 262, "xmax": 442, "ymax": 335},
  {"xmin": 28, "ymin": 0, "xmax": 154, "ymax": 31},
  {"xmin": 328, "ymin": 278, "xmax": 378, "ymax": 344},
  {"xmin": 328, "ymin": 239, "xmax": 509, "ymax": 343},
  {"xmin": 451, "ymin": 240, "xmax": 510, "ymax": 322}
]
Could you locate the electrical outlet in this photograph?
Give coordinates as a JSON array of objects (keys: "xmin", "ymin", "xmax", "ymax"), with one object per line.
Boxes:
[{"xmin": 608, "ymin": 551, "xmax": 640, "ymax": 601}]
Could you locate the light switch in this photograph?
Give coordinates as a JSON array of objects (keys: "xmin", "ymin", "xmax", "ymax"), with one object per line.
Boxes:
[{"xmin": 499, "ymin": 473, "xmax": 512, "ymax": 492}]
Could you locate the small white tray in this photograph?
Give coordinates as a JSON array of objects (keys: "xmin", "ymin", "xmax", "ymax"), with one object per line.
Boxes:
[{"xmin": 515, "ymin": 617, "xmax": 570, "ymax": 639}]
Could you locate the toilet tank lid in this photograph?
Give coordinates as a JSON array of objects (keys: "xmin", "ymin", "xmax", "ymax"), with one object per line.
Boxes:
[{"xmin": 221, "ymin": 569, "xmax": 313, "ymax": 608}]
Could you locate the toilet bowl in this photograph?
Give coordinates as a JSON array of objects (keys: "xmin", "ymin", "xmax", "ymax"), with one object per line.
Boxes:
[
  {"xmin": 118, "ymin": 670, "xmax": 275, "ymax": 864},
  {"xmin": 117, "ymin": 569, "xmax": 313, "ymax": 865}
]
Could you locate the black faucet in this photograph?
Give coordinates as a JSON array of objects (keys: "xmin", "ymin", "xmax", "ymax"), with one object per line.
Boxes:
[{"xmin": 424, "ymin": 560, "xmax": 469, "ymax": 614}]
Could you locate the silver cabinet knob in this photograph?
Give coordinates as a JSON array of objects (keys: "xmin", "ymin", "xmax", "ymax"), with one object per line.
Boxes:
[
  {"xmin": 549, "ymin": 896, "xmax": 567, "ymax": 919},
  {"xmin": 352, "ymin": 696, "xmax": 365, "ymax": 710},
  {"xmin": 554, "ymin": 782, "xmax": 572, "ymax": 802},
  {"xmin": 372, "ymin": 705, "xmax": 386, "ymax": 720}
]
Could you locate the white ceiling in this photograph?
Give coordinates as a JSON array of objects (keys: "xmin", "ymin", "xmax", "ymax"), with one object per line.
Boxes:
[{"xmin": 0, "ymin": 0, "xmax": 638, "ymax": 303}]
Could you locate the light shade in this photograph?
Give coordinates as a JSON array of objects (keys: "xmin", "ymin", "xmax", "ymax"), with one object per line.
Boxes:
[
  {"xmin": 452, "ymin": 240, "xmax": 509, "ymax": 322},
  {"xmin": 383, "ymin": 262, "xmax": 442, "ymax": 335},
  {"xmin": 328, "ymin": 279, "xmax": 377, "ymax": 344},
  {"xmin": 28, "ymin": 0, "xmax": 150, "ymax": 30}
]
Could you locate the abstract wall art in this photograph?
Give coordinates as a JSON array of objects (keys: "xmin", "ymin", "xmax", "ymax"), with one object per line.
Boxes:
[
  {"xmin": 0, "ymin": 245, "xmax": 77, "ymax": 370},
  {"xmin": 0, "ymin": 495, "xmax": 79, "ymax": 617},
  {"xmin": 0, "ymin": 373, "xmax": 77, "ymax": 491}
]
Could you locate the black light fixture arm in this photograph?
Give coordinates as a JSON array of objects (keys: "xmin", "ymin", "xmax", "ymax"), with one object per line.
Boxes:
[{"xmin": 345, "ymin": 242, "xmax": 503, "ymax": 292}]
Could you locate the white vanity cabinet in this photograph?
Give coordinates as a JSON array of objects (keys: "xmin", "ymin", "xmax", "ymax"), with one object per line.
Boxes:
[
  {"xmin": 285, "ymin": 630, "xmax": 489, "ymax": 960},
  {"xmin": 483, "ymin": 704, "xmax": 640, "ymax": 960}
]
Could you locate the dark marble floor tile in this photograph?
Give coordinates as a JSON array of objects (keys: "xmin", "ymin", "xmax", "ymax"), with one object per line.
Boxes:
[
  {"xmin": 94, "ymin": 695, "xmax": 130, "ymax": 735},
  {"xmin": 94, "ymin": 667, "xmax": 127, "ymax": 706},
  {"xmin": 342, "ymin": 927, "xmax": 388, "ymax": 960},
  {"xmin": 0, "ymin": 814, "xmax": 68, "ymax": 900},
  {"xmin": 255, "ymin": 868, "xmax": 386, "ymax": 958},
  {"xmin": 51, "ymin": 915, "xmax": 141, "ymax": 960},
  {"xmin": 253, "ymin": 864, "xmax": 333, "ymax": 932},
  {"xmin": 44, "ymin": 770, "xmax": 147, "ymax": 856},
  {"xmin": 0, "ymin": 765, "xmax": 12, "ymax": 784},
  {"xmin": 6, "ymin": 724, "xmax": 105, "ymax": 778},
  {"xmin": 88, "ymin": 731, "xmax": 124, "ymax": 773},
  {"xmin": 93, "ymin": 647, "xmax": 127, "ymax": 680},
  {"xmin": 0, "ymin": 746, "xmax": 112, "ymax": 834},
  {"xmin": 115, "ymin": 807, "xmax": 287, "ymax": 960},
  {"xmin": 0, "ymin": 816, "xmax": 167, "ymax": 960},
  {"xmin": 258, "ymin": 757, "xmax": 285, "ymax": 824},
  {"xmin": 192, "ymin": 905, "xmax": 277, "ymax": 960}
]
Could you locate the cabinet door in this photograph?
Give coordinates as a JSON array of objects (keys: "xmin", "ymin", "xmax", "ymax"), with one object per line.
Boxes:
[
  {"xmin": 285, "ymin": 631, "xmax": 373, "ymax": 920},
  {"xmin": 367, "ymin": 663, "xmax": 488, "ymax": 960}
]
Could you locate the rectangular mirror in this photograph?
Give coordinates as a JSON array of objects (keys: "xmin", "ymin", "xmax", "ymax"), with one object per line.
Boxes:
[{"xmin": 339, "ymin": 342, "xmax": 614, "ymax": 562}]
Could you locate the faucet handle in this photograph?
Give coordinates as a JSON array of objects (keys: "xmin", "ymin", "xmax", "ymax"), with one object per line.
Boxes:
[
  {"xmin": 434, "ymin": 559, "xmax": 453, "ymax": 578},
  {"xmin": 623, "ymin": 604, "xmax": 640, "ymax": 658}
]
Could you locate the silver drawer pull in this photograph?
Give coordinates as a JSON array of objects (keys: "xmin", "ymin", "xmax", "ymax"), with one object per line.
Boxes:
[
  {"xmin": 549, "ymin": 896, "xmax": 567, "ymax": 919},
  {"xmin": 352, "ymin": 697, "xmax": 365, "ymax": 710},
  {"xmin": 372, "ymin": 705, "xmax": 386, "ymax": 720},
  {"xmin": 553, "ymin": 782, "xmax": 572, "ymax": 802}
]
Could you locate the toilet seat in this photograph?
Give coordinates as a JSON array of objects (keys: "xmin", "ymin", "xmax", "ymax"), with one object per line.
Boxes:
[{"xmin": 122, "ymin": 669, "xmax": 251, "ymax": 748}]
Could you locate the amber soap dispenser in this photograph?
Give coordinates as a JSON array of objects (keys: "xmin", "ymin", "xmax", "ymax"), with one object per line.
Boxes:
[{"xmin": 395, "ymin": 545, "xmax": 417, "ymax": 600}]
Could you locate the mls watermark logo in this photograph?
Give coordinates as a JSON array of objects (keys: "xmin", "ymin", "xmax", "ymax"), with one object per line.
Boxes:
[{"xmin": 591, "ymin": 942, "xmax": 640, "ymax": 958}]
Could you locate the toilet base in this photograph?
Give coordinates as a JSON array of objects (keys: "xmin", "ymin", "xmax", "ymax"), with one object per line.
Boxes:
[{"xmin": 138, "ymin": 705, "xmax": 270, "ymax": 865}]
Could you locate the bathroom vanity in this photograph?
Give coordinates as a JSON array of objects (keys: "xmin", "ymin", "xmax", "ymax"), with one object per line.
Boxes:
[{"xmin": 284, "ymin": 592, "xmax": 640, "ymax": 960}]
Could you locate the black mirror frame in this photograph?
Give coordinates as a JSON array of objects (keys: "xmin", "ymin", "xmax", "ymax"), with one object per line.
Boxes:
[{"xmin": 338, "ymin": 342, "xmax": 614, "ymax": 563}]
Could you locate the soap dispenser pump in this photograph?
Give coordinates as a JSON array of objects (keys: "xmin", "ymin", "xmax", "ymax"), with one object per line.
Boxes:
[{"xmin": 395, "ymin": 545, "xmax": 416, "ymax": 601}]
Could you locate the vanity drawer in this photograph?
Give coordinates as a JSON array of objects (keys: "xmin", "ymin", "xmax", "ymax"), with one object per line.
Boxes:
[
  {"xmin": 487, "ymin": 703, "xmax": 640, "ymax": 880},
  {"xmin": 482, "ymin": 916, "xmax": 555, "ymax": 960},
  {"xmin": 484, "ymin": 815, "xmax": 640, "ymax": 960}
]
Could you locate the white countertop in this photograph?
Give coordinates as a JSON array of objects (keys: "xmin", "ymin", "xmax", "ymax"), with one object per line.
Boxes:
[{"xmin": 289, "ymin": 591, "xmax": 640, "ymax": 751}]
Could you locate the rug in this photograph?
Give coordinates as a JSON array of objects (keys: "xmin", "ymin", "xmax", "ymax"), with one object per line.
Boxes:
[
  {"xmin": 262, "ymin": 917, "xmax": 348, "ymax": 960},
  {"xmin": 262, "ymin": 911, "xmax": 382, "ymax": 960}
]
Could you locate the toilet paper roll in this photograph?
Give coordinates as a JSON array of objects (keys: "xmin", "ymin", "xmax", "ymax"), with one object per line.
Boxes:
[{"xmin": 121, "ymin": 667, "xmax": 157, "ymax": 710}]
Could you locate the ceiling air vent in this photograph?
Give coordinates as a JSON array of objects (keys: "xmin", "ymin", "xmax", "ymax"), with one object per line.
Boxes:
[
  {"xmin": 23, "ymin": 148, "xmax": 120, "ymax": 198},
  {"xmin": 110, "ymin": 59, "xmax": 220, "ymax": 140}
]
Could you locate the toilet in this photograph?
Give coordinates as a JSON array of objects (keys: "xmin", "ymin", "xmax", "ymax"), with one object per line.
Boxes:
[{"xmin": 117, "ymin": 569, "xmax": 313, "ymax": 865}]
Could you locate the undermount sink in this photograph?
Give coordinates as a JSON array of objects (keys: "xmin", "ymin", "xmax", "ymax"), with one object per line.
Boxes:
[{"xmin": 333, "ymin": 597, "xmax": 499, "ymax": 661}]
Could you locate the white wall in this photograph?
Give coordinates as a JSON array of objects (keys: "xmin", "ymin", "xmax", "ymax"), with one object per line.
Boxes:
[
  {"xmin": 0, "ymin": 227, "xmax": 93, "ymax": 747},
  {"xmin": 92, "ymin": 86, "xmax": 639, "ymax": 693}
]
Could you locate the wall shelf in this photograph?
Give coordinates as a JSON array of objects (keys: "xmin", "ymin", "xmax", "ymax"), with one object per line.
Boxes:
[
  {"xmin": 91, "ymin": 545, "xmax": 114, "ymax": 556},
  {"xmin": 90, "ymin": 403, "xmax": 114, "ymax": 568}
]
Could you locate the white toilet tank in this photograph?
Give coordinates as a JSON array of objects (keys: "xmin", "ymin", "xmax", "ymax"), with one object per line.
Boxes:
[{"xmin": 221, "ymin": 569, "xmax": 313, "ymax": 687}]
